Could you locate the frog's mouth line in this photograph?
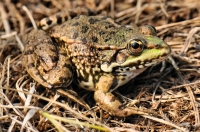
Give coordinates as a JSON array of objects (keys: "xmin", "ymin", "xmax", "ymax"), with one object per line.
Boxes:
[
  {"xmin": 118, "ymin": 52, "xmax": 169, "ymax": 67},
  {"xmin": 114, "ymin": 60, "xmax": 159, "ymax": 73},
  {"xmin": 101, "ymin": 54, "xmax": 168, "ymax": 73}
]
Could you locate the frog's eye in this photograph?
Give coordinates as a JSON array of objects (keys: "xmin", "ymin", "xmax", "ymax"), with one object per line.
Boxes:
[{"xmin": 126, "ymin": 39, "xmax": 144, "ymax": 56}]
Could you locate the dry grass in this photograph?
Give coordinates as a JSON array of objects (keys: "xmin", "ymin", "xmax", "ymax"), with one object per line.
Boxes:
[{"xmin": 1, "ymin": 0, "xmax": 200, "ymax": 131}]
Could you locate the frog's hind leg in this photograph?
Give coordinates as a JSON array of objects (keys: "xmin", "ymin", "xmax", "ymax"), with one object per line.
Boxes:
[
  {"xmin": 39, "ymin": 7, "xmax": 97, "ymax": 30},
  {"xmin": 94, "ymin": 75, "xmax": 156, "ymax": 117},
  {"xmin": 23, "ymin": 29, "xmax": 73, "ymax": 88}
]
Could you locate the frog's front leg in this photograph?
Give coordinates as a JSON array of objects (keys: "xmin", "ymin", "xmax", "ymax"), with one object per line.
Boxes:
[
  {"xmin": 94, "ymin": 75, "xmax": 154, "ymax": 117},
  {"xmin": 23, "ymin": 29, "xmax": 73, "ymax": 88}
]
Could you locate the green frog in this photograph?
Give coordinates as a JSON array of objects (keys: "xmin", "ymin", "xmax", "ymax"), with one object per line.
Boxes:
[{"xmin": 23, "ymin": 7, "xmax": 171, "ymax": 117}]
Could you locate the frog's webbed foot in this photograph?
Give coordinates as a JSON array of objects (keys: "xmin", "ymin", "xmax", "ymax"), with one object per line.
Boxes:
[
  {"xmin": 23, "ymin": 29, "xmax": 73, "ymax": 88},
  {"xmin": 94, "ymin": 75, "xmax": 156, "ymax": 117}
]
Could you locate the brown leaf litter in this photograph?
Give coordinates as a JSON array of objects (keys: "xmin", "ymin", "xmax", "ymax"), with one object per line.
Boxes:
[{"xmin": 1, "ymin": 0, "xmax": 200, "ymax": 131}]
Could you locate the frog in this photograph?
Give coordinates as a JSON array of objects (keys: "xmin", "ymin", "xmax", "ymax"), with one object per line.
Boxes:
[{"xmin": 23, "ymin": 7, "xmax": 171, "ymax": 117}]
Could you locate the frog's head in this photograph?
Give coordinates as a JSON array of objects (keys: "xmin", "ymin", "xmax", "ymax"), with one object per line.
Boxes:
[{"xmin": 100, "ymin": 25, "xmax": 171, "ymax": 73}]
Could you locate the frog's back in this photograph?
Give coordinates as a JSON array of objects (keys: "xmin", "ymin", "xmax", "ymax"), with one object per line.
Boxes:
[{"xmin": 49, "ymin": 15, "xmax": 140, "ymax": 47}]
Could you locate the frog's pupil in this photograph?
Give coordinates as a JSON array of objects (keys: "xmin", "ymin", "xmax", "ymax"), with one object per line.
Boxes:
[{"xmin": 131, "ymin": 42, "xmax": 139, "ymax": 49}]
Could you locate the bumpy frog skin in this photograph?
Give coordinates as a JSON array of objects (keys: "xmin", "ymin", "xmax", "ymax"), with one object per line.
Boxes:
[{"xmin": 23, "ymin": 7, "xmax": 171, "ymax": 117}]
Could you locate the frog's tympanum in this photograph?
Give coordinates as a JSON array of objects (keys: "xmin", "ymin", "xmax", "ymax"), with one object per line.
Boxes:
[{"xmin": 23, "ymin": 7, "xmax": 171, "ymax": 117}]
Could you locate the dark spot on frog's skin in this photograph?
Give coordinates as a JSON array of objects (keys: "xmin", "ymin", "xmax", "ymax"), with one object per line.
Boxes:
[
  {"xmin": 110, "ymin": 96, "xmax": 116, "ymax": 102},
  {"xmin": 114, "ymin": 21, "xmax": 121, "ymax": 25},
  {"xmin": 86, "ymin": 8, "xmax": 96, "ymax": 15},
  {"xmin": 46, "ymin": 17, "xmax": 52, "ymax": 25},
  {"xmin": 81, "ymin": 38, "xmax": 87, "ymax": 44},
  {"xmin": 73, "ymin": 46, "xmax": 78, "ymax": 52},
  {"xmin": 118, "ymin": 68, "xmax": 123, "ymax": 72},
  {"xmin": 104, "ymin": 37, "xmax": 111, "ymax": 42},
  {"xmin": 81, "ymin": 48, "xmax": 85, "ymax": 52},
  {"xmin": 126, "ymin": 28, "xmax": 133, "ymax": 31},
  {"xmin": 105, "ymin": 24, "xmax": 115, "ymax": 29},
  {"xmin": 81, "ymin": 26, "xmax": 89, "ymax": 33},
  {"xmin": 121, "ymin": 77, "xmax": 126, "ymax": 81},
  {"xmin": 110, "ymin": 31, "xmax": 116, "ymax": 35},
  {"xmin": 125, "ymin": 67, "xmax": 130, "ymax": 71},
  {"xmin": 42, "ymin": 68, "xmax": 48, "ymax": 73},
  {"xmin": 64, "ymin": 16, "xmax": 68, "ymax": 21},
  {"xmin": 69, "ymin": 11, "xmax": 77, "ymax": 18},
  {"xmin": 99, "ymin": 31, "xmax": 105, "ymax": 35},
  {"xmin": 28, "ymin": 63, "xmax": 34, "ymax": 68},
  {"xmin": 74, "ymin": 16, "xmax": 80, "ymax": 20},
  {"xmin": 50, "ymin": 55, "xmax": 59, "ymax": 62},
  {"xmin": 135, "ymin": 66, "xmax": 140, "ymax": 69},
  {"xmin": 36, "ymin": 59, "xmax": 40, "ymax": 65},
  {"xmin": 72, "ymin": 22, "xmax": 80, "ymax": 26},
  {"xmin": 88, "ymin": 18, "xmax": 99, "ymax": 24},
  {"xmin": 56, "ymin": 15, "xmax": 62, "ymax": 24},
  {"xmin": 91, "ymin": 36, "xmax": 98, "ymax": 43},
  {"xmin": 73, "ymin": 32, "xmax": 78, "ymax": 39}
]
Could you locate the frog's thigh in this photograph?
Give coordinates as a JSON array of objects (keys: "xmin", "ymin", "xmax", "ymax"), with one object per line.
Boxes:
[
  {"xmin": 94, "ymin": 75, "xmax": 148, "ymax": 117},
  {"xmin": 23, "ymin": 29, "xmax": 73, "ymax": 88}
]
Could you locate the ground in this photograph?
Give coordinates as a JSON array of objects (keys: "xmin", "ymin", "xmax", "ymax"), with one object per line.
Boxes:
[{"xmin": 0, "ymin": 0, "xmax": 200, "ymax": 131}]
